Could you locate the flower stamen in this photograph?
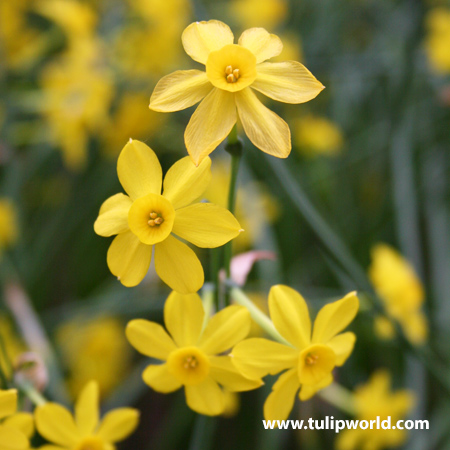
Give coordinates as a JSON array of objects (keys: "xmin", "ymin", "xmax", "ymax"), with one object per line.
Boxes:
[
  {"xmin": 305, "ymin": 353, "xmax": 319, "ymax": 366},
  {"xmin": 148, "ymin": 211, "xmax": 164, "ymax": 227},
  {"xmin": 225, "ymin": 65, "xmax": 240, "ymax": 83},
  {"xmin": 183, "ymin": 355, "xmax": 198, "ymax": 369}
]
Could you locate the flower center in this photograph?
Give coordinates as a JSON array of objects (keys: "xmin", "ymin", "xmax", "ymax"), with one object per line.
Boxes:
[
  {"xmin": 167, "ymin": 346, "xmax": 210, "ymax": 386},
  {"xmin": 225, "ymin": 65, "xmax": 240, "ymax": 83},
  {"xmin": 148, "ymin": 211, "xmax": 164, "ymax": 227},
  {"xmin": 206, "ymin": 44, "xmax": 257, "ymax": 92},
  {"xmin": 76, "ymin": 437, "xmax": 104, "ymax": 450},
  {"xmin": 297, "ymin": 344, "xmax": 336, "ymax": 386},
  {"xmin": 128, "ymin": 193, "xmax": 175, "ymax": 245}
]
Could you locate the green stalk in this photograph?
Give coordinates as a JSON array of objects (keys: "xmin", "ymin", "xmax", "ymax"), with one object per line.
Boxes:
[
  {"xmin": 17, "ymin": 381, "xmax": 47, "ymax": 406},
  {"xmin": 222, "ymin": 126, "xmax": 243, "ymax": 305},
  {"xmin": 317, "ymin": 382, "xmax": 356, "ymax": 416},
  {"xmin": 230, "ymin": 286, "xmax": 291, "ymax": 346}
]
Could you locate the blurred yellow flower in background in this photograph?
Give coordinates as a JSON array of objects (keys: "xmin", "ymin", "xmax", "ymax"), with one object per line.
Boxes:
[
  {"xmin": 35, "ymin": 381, "xmax": 139, "ymax": 449},
  {"xmin": 150, "ymin": 20, "xmax": 324, "ymax": 164},
  {"xmin": 114, "ymin": 0, "xmax": 191, "ymax": 78},
  {"xmin": 294, "ymin": 115, "xmax": 344, "ymax": 157},
  {"xmin": 204, "ymin": 158, "xmax": 279, "ymax": 251},
  {"xmin": 336, "ymin": 370, "xmax": 415, "ymax": 450},
  {"xmin": 0, "ymin": 0, "xmax": 42, "ymax": 69},
  {"xmin": 94, "ymin": 139, "xmax": 242, "ymax": 292},
  {"xmin": 229, "ymin": 0, "xmax": 288, "ymax": 30},
  {"xmin": 126, "ymin": 291, "xmax": 262, "ymax": 416},
  {"xmin": 232, "ymin": 286, "xmax": 359, "ymax": 420},
  {"xmin": 0, "ymin": 315, "xmax": 26, "ymax": 378},
  {"xmin": 40, "ymin": 40, "xmax": 114, "ymax": 170},
  {"xmin": 56, "ymin": 316, "xmax": 132, "ymax": 398},
  {"xmin": 0, "ymin": 199, "xmax": 19, "ymax": 258},
  {"xmin": 0, "ymin": 389, "xmax": 33, "ymax": 450},
  {"xmin": 101, "ymin": 93, "xmax": 167, "ymax": 158},
  {"xmin": 425, "ymin": 8, "xmax": 450, "ymax": 74},
  {"xmin": 369, "ymin": 244, "xmax": 428, "ymax": 345}
]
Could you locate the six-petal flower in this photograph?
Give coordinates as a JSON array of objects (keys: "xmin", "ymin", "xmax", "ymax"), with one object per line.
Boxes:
[{"xmin": 150, "ymin": 20, "xmax": 324, "ymax": 165}]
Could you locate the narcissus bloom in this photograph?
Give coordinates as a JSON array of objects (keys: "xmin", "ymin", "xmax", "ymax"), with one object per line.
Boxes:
[
  {"xmin": 231, "ymin": 286, "xmax": 359, "ymax": 420},
  {"xmin": 369, "ymin": 244, "xmax": 428, "ymax": 345},
  {"xmin": 94, "ymin": 139, "xmax": 242, "ymax": 293},
  {"xmin": 336, "ymin": 370, "xmax": 415, "ymax": 450},
  {"xmin": 149, "ymin": 20, "xmax": 324, "ymax": 165},
  {"xmin": 0, "ymin": 389, "xmax": 33, "ymax": 450},
  {"xmin": 35, "ymin": 381, "xmax": 139, "ymax": 450},
  {"xmin": 126, "ymin": 291, "xmax": 262, "ymax": 416}
]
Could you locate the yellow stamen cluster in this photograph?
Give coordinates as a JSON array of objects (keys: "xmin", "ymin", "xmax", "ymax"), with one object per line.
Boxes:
[
  {"xmin": 225, "ymin": 65, "xmax": 240, "ymax": 83},
  {"xmin": 305, "ymin": 353, "xmax": 319, "ymax": 366},
  {"xmin": 183, "ymin": 355, "xmax": 198, "ymax": 369},
  {"xmin": 148, "ymin": 211, "xmax": 164, "ymax": 227}
]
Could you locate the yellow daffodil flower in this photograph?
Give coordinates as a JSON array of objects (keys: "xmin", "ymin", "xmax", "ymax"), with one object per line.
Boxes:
[
  {"xmin": 0, "ymin": 389, "xmax": 33, "ymax": 450},
  {"xmin": 425, "ymin": 8, "xmax": 450, "ymax": 74},
  {"xmin": 231, "ymin": 286, "xmax": 359, "ymax": 420},
  {"xmin": 35, "ymin": 381, "xmax": 139, "ymax": 450},
  {"xmin": 94, "ymin": 139, "xmax": 242, "ymax": 292},
  {"xmin": 56, "ymin": 317, "xmax": 132, "ymax": 398},
  {"xmin": 294, "ymin": 115, "xmax": 344, "ymax": 156},
  {"xmin": 126, "ymin": 291, "xmax": 262, "ymax": 416},
  {"xmin": 0, "ymin": 198, "xmax": 18, "ymax": 258},
  {"xmin": 149, "ymin": 20, "xmax": 324, "ymax": 165},
  {"xmin": 369, "ymin": 244, "xmax": 428, "ymax": 345},
  {"xmin": 229, "ymin": 0, "xmax": 288, "ymax": 30},
  {"xmin": 0, "ymin": 315, "xmax": 26, "ymax": 378},
  {"xmin": 336, "ymin": 370, "xmax": 415, "ymax": 450}
]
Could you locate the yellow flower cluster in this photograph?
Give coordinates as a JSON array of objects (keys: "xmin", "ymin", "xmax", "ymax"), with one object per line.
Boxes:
[{"xmin": 369, "ymin": 244, "xmax": 428, "ymax": 345}]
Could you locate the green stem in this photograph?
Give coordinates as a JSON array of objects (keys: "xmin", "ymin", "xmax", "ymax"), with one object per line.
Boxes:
[
  {"xmin": 201, "ymin": 283, "xmax": 215, "ymax": 332},
  {"xmin": 0, "ymin": 332, "xmax": 11, "ymax": 388},
  {"xmin": 223, "ymin": 126, "xmax": 243, "ymax": 306},
  {"xmin": 18, "ymin": 382, "xmax": 47, "ymax": 406},
  {"xmin": 317, "ymin": 382, "xmax": 356, "ymax": 416},
  {"xmin": 230, "ymin": 286, "xmax": 291, "ymax": 346},
  {"xmin": 187, "ymin": 414, "xmax": 216, "ymax": 450}
]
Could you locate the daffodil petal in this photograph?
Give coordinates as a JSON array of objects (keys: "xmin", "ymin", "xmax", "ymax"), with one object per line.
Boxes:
[
  {"xmin": 75, "ymin": 381, "xmax": 99, "ymax": 436},
  {"xmin": 35, "ymin": 403, "xmax": 80, "ymax": 447},
  {"xmin": 94, "ymin": 194, "xmax": 132, "ymax": 237},
  {"xmin": 150, "ymin": 70, "xmax": 212, "ymax": 112},
  {"xmin": 164, "ymin": 291, "xmax": 204, "ymax": 347},
  {"xmin": 117, "ymin": 140, "xmax": 162, "ymax": 200},
  {"xmin": 238, "ymin": 28, "xmax": 283, "ymax": 63},
  {"xmin": 172, "ymin": 203, "xmax": 241, "ymax": 248},
  {"xmin": 162, "ymin": 156, "xmax": 211, "ymax": 210},
  {"xmin": 327, "ymin": 332, "xmax": 356, "ymax": 366},
  {"xmin": 299, "ymin": 374, "xmax": 333, "ymax": 401},
  {"xmin": 235, "ymin": 88, "xmax": 290, "ymax": 158},
  {"xmin": 263, "ymin": 368, "xmax": 299, "ymax": 421},
  {"xmin": 231, "ymin": 338, "xmax": 298, "ymax": 379},
  {"xmin": 126, "ymin": 319, "xmax": 177, "ymax": 360},
  {"xmin": 3, "ymin": 413, "xmax": 34, "ymax": 439},
  {"xmin": 0, "ymin": 390, "xmax": 17, "ymax": 420},
  {"xmin": 185, "ymin": 378, "xmax": 225, "ymax": 416},
  {"xmin": 253, "ymin": 61, "xmax": 324, "ymax": 104},
  {"xmin": 312, "ymin": 292, "xmax": 359, "ymax": 344},
  {"xmin": 182, "ymin": 20, "xmax": 234, "ymax": 65},
  {"xmin": 209, "ymin": 356, "xmax": 263, "ymax": 391},
  {"xmin": 185, "ymin": 88, "xmax": 237, "ymax": 166},
  {"xmin": 199, "ymin": 305, "xmax": 251, "ymax": 354},
  {"xmin": 107, "ymin": 231, "xmax": 152, "ymax": 287},
  {"xmin": 154, "ymin": 235, "xmax": 204, "ymax": 294},
  {"xmin": 142, "ymin": 364, "xmax": 182, "ymax": 393},
  {"xmin": 0, "ymin": 425, "xmax": 29, "ymax": 450},
  {"xmin": 269, "ymin": 285, "xmax": 311, "ymax": 349},
  {"xmin": 97, "ymin": 408, "xmax": 140, "ymax": 443}
]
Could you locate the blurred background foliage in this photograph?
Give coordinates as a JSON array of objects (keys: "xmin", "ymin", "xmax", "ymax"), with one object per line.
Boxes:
[{"xmin": 1, "ymin": 0, "xmax": 450, "ymax": 448}]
